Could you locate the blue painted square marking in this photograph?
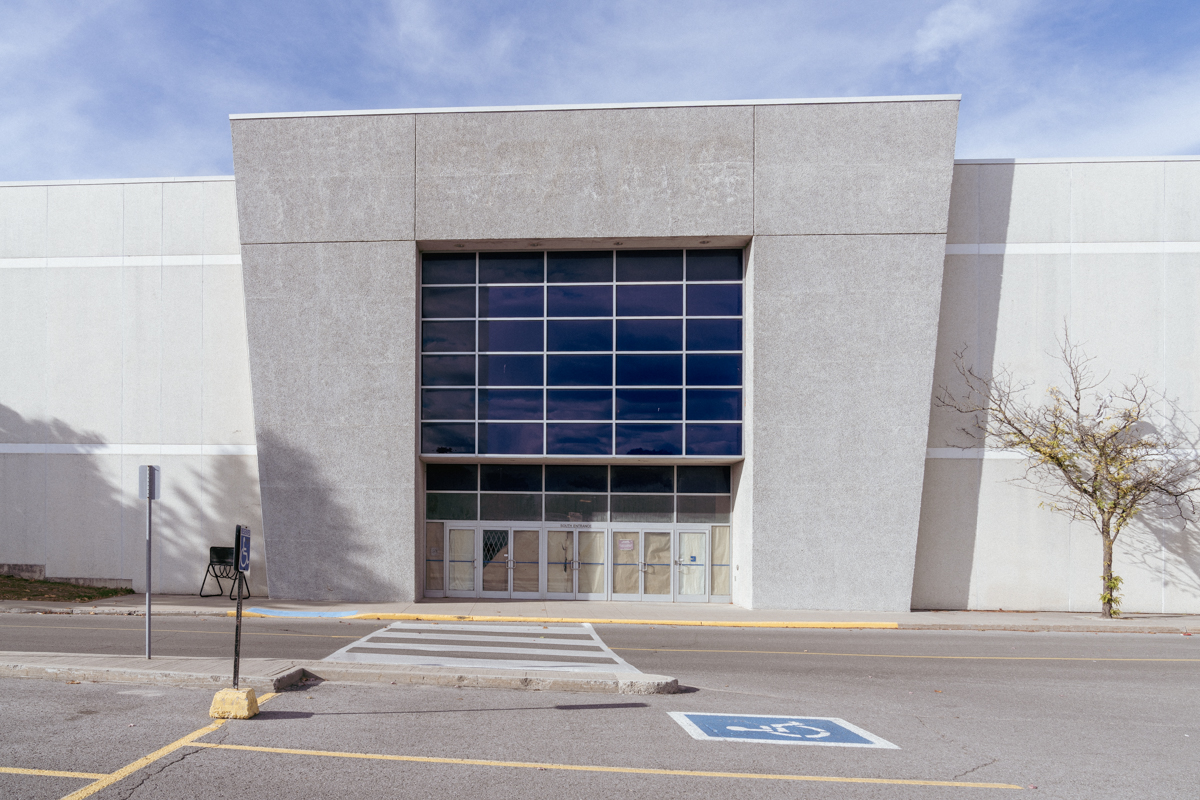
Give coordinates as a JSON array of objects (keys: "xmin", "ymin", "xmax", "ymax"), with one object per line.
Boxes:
[{"xmin": 669, "ymin": 712, "xmax": 898, "ymax": 749}]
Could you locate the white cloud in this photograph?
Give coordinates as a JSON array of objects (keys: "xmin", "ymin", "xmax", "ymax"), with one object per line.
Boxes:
[{"xmin": 913, "ymin": 1, "xmax": 996, "ymax": 65}]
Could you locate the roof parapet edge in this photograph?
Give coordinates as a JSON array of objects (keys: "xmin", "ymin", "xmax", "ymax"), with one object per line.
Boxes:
[
  {"xmin": 229, "ymin": 95, "xmax": 962, "ymax": 121},
  {"xmin": 0, "ymin": 175, "xmax": 235, "ymax": 188}
]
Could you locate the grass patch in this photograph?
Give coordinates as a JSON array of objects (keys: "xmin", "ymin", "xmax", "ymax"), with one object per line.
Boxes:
[{"xmin": 0, "ymin": 575, "xmax": 134, "ymax": 603}]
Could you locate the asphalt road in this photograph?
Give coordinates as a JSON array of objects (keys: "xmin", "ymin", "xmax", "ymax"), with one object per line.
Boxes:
[{"xmin": 1, "ymin": 616, "xmax": 1197, "ymax": 799}]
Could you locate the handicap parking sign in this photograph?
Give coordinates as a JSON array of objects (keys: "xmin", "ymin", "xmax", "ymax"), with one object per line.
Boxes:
[{"xmin": 669, "ymin": 712, "xmax": 898, "ymax": 749}]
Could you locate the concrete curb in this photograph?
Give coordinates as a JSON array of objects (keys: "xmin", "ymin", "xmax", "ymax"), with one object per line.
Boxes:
[
  {"xmin": 0, "ymin": 652, "xmax": 678, "ymax": 695},
  {"xmin": 302, "ymin": 663, "xmax": 679, "ymax": 694},
  {"xmin": 0, "ymin": 652, "xmax": 305, "ymax": 696},
  {"xmin": 896, "ymin": 622, "xmax": 1196, "ymax": 635}
]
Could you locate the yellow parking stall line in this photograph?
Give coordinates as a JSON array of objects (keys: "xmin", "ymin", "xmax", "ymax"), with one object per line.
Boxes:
[
  {"xmin": 0, "ymin": 767, "xmax": 108, "ymax": 780},
  {"xmin": 189, "ymin": 741, "xmax": 1022, "ymax": 790},
  {"xmin": 55, "ymin": 692, "xmax": 279, "ymax": 800},
  {"xmin": 612, "ymin": 646, "xmax": 1200, "ymax": 662}
]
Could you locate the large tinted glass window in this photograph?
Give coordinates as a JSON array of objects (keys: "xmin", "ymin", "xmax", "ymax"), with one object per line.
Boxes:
[
  {"xmin": 481, "ymin": 464, "xmax": 543, "ymax": 492},
  {"xmin": 420, "ymin": 249, "xmax": 739, "ymax": 456},
  {"xmin": 427, "ymin": 463, "xmax": 478, "ymax": 491},
  {"xmin": 677, "ymin": 465, "xmax": 731, "ymax": 493},
  {"xmin": 545, "ymin": 465, "xmax": 608, "ymax": 493}
]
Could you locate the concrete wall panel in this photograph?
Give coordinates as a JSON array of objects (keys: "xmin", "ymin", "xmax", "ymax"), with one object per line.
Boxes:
[
  {"xmin": 47, "ymin": 184, "xmax": 123, "ymax": 257},
  {"xmin": 231, "ymin": 115, "xmax": 415, "ymax": 244},
  {"xmin": 204, "ymin": 181, "xmax": 242, "ymax": 255},
  {"xmin": 415, "ymin": 106, "xmax": 754, "ymax": 240},
  {"xmin": 754, "ymin": 101, "xmax": 958, "ymax": 235},
  {"xmin": 123, "ymin": 183, "xmax": 163, "ymax": 257},
  {"xmin": 0, "ymin": 185, "xmax": 48, "ymax": 258},
  {"xmin": 163, "ymin": 182, "xmax": 207, "ymax": 256},
  {"xmin": 1070, "ymin": 162, "xmax": 1165, "ymax": 242},
  {"xmin": 243, "ymin": 240, "xmax": 417, "ymax": 601},
  {"xmin": 981, "ymin": 163, "xmax": 1070, "ymax": 243},
  {"xmin": 749, "ymin": 233, "xmax": 947, "ymax": 610},
  {"xmin": 120, "ymin": 266, "xmax": 164, "ymax": 444}
]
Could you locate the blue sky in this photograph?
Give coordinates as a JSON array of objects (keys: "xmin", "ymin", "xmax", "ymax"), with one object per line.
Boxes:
[{"xmin": 3, "ymin": 0, "xmax": 1199, "ymax": 180}]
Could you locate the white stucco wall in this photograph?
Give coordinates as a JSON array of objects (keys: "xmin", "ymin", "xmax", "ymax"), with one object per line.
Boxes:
[
  {"xmin": 914, "ymin": 157, "xmax": 1200, "ymax": 613},
  {"xmin": 0, "ymin": 177, "xmax": 267, "ymax": 594}
]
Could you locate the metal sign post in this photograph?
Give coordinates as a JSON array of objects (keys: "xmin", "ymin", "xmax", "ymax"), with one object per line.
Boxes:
[
  {"xmin": 138, "ymin": 466, "xmax": 160, "ymax": 659},
  {"xmin": 232, "ymin": 525, "xmax": 251, "ymax": 689}
]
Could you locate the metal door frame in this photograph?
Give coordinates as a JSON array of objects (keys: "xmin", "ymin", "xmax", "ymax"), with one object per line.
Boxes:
[{"xmin": 610, "ymin": 524, "xmax": 675, "ymax": 601}]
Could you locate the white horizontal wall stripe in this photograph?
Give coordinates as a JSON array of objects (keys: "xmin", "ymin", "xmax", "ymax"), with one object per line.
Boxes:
[
  {"xmin": 0, "ymin": 444, "xmax": 257, "ymax": 456},
  {"xmin": 927, "ymin": 448, "xmax": 1026, "ymax": 460},
  {"xmin": 946, "ymin": 242, "xmax": 1200, "ymax": 256},
  {"xmin": 0, "ymin": 255, "xmax": 242, "ymax": 269},
  {"xmin": 0, "ymin": 175, "xmax": 235, "ymax": 188}
]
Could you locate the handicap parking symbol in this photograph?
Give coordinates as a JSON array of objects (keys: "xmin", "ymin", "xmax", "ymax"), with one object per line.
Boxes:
[{"xmin": 669, "ymin": 712, "xmax": 898, "ymax": 749}]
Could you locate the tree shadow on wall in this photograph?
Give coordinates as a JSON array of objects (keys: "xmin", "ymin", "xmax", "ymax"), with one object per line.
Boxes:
[
  {"xmin": 0, "ymin": 404, "xmax": 131, "ymax": 586},
  {"xmin": 255, "ymin": 429, "xmax": 398, "ymax": 602},
  {"xmin": 1121, "ymin": 512, "xmax": 1200, "ymax": 609}
]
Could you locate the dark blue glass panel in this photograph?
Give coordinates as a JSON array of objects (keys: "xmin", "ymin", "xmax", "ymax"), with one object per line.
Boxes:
[
  {"xmin": 686, "ymin": 354, "xmax": 741, "ymax": 386},
  {"xmin": 422, "ymin": 287, "xmax": 475, "ymax": 318},
  {"xmin": 617, "ymin": 285, "xmax": 682, "ymax": 316},
  {"xmin": 687, "ymin": 284, "xmax": 742, "ymax": 316},
  {"xmin": 422, "ymin": 389, "xmax": 475, "ymax": 420},
  {"xmin": 547, "ymin": 424, "xmax": 612, "ymax": 455},
  {"xmin": 611, "ymin": 465, "xmax": 674, "ymax": 493},
  {"xmin": 548, "ymin": 251, "xmax": 612, "ymax": 283},
  {"xmin": 481, "ymin": 464, "xmax": 543, "ymax": 492},
  {"xmin": 547, "ymin": 355, "xmax": 611, "ymax": 386},
  {"xmin": 547, "ymin": 285, "xmax": 612, "ymax": 317},
  {"xmin": 616, "ymin": 389, "xmax": 682, "ymax": 420},
  {"xmin": 686, "ymin": 424, "xmax": 742, "ymax": 456},
  {"xmin": 478, "ymin": 320, "xmax": 543, "ymax": 352},
  {"xmin": 478, "ymin": 423, "xmax": 543, "ymax": 455},
  {"xmin": 677, "ymin": 465, "xmax": 731, "ymax": 493},
  {"xmin": 421, "ymin": 423, "xmax": 475, "ymax": 454},
  {"xmin": 479, "ymin": 252, "xmax": 544, "ymax": 284},
  {"xmin": 547, "ymin": 320, "xmax": 611, "ymax": 352},
  {"xmin": 686, "ymin": 249, "xmax": 742, "ymax": 281},
  {"xmin": 422, "ymin": 253, "xmax": 476, "ymax": 285},
  {"xmin": 615, "ymin": 424, "xmax": 682, "ymax": 456},
  {"xmin": 617, "ymin": 355, "xmax": 682, "ymax": 386},
  {"xmin": 479, "ymin": 389, "xmax": 542, "ymax": 420},
  {"xmin": 478, "ymin": 355, "xmax": 542, "ymax": 386},
  {"xmin": 616, "ymin": 319, "xmax": 682, "ymax": 351},
  {"xmin": 482, "ymin": 462, "xmax": 544, "ymax": 494},
  {"xmin": 426, "ymin": 463, "xmax": 477, "ymax": 491},
  {"xmin": 422, "ymin": 321, "xmax": 475, "ymax": 352},
  {"xmin": 478, "ymin": 286, "xmax": 543, "ymax": 317},
  {"xmin": 616, "ymin": 250, "xmax": 682, "ymax": 282},
  {"xmin": 422, "ymin": 355, "xmax": 475, "ymax": 386},
  {"xmin": 686, "ymin": 319, "xmax": 741, "ymax": 351},
  {"xmin": 545, "ymin": 465, "xmax": 608, "ymax": 492},
  {"xmin": 686, "ymin": 389, "xmax": 741, "ymax": 420},
  {"xmin": 546, "ymin": 390, "xmax": 612, "ymax": 420}
]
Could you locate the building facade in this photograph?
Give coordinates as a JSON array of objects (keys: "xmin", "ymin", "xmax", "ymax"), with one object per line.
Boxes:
[{"xmin": 2, "ymin": 96, "xmax": 1198, "ymax": 613}]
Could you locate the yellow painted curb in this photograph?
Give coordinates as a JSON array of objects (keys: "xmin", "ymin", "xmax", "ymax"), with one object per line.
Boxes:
[{"xmin": 229, "ymin": 610, "xmax": 897, "ymax": 629}]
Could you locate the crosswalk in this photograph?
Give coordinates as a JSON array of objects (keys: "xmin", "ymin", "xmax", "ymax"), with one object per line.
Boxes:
[{"xmin": 321, "ymin": 621, "xmax": 639, "ymax": 673}]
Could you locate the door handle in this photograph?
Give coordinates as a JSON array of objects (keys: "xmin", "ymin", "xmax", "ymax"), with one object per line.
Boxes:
[
  {"xmin": 572, "ymin": 560, "xmax": 580, "ymax": 570},
  {"xmin": 638, "ymin": 562, "xmax": 647, "ymax": 572}
]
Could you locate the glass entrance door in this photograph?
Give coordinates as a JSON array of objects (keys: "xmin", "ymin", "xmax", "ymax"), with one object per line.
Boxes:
[
  {"xmin": 547, "ymin": 529, "xmax": 606, "ymax": 600},
  {"xmin": 446, "ymin": 528, "xmax": 476, "ymax": 597},
  {"xmin": 612, "ymin": 529, "xmax": 672, "ymax": 601},
  {"xmin": 675, "ymin": 530, "xmax": 707, "ymax": 601},
  {"xmin": 480, "ymin": 528, "xmax": 539, "ymax": 598}
]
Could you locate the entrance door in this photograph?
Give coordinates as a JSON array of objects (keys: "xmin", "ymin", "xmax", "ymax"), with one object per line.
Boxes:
[
  {"xmin": 547, "ymin": 529, "xmax": 606, "ymax": 600},
  {"xmin": 480, "ymin": 528, "xmax": 540, "ymax": 598},
  {"xmin": 612, "ymin": 530, "xmax": 672, "ymax": 601},
  {"xmin": 446, "ymin": 528, "xmax": 476, "ymax": 597},
  {"xmin": 674, "ymin": 530, "xmax": 707, "ymax": 601}
]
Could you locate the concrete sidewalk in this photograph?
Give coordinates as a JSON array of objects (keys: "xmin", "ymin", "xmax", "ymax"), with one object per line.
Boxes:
[{"xmin": 3, "ymin": 594, "xmax": 1197, "ymax": 634}]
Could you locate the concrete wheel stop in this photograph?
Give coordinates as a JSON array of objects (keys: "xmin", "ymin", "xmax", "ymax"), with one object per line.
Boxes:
[{"xmin": 209, "ymin": 687, "xmax": 259, "ymax": 719}]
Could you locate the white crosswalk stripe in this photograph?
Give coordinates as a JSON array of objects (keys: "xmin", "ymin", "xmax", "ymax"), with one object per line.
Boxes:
[{"xmin": 322, "ymin": 621, "xmax": 640, "ymax": 673}]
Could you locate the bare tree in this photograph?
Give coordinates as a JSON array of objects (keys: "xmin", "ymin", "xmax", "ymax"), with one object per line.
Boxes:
[{"xmin": 936, "ymin": 329, "xmax": 1200, "ymax": 618}]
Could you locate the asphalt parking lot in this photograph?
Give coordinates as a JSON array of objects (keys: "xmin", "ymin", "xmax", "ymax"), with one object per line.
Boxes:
[{"xmin": 1, "ymin": 621, "xmax": 1197, "ymax": 799}]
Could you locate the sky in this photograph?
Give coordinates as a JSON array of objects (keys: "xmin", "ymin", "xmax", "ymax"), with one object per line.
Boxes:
[{"xmin": 2, "ymin": 0, "xmax": 1200, "ymax": 180}]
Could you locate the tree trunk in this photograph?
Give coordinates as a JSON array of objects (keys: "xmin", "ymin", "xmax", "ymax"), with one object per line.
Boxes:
[{"xmin": 1101, "ymin": 530, "xmax": 1114, "ymax": 619}]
